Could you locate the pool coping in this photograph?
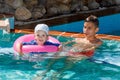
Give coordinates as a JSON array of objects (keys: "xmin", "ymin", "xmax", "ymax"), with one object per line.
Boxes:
[{"xmin": 14, "ymin": 29, "xmax": 120, "ymax": 41}]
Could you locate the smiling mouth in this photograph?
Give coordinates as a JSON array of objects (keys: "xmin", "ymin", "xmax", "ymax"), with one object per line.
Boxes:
[{"xmin": 39, "ymin": 40, "xmax": 43, "ymax": 42}]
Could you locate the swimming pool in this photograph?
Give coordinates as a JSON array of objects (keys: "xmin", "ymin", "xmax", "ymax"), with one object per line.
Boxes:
[{"xmin": 0, "ymin": 31, "xmax": 120, "ymax": 80}]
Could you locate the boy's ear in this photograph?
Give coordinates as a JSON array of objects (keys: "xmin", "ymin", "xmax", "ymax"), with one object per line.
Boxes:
[{"xmin": 95, "ymin": 28, "xmax": 99, "ymax": 33}]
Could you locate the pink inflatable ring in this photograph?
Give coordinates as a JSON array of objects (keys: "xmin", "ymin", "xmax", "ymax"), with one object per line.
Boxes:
[{"xmin": 13, "ymin": 34, "xmax": 61, "ymax": 53}]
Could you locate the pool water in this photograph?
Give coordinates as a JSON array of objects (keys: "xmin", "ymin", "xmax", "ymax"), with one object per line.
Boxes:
[{"xmin": 0, "ymin": 31, "xmax": 120, "ymax": 80}]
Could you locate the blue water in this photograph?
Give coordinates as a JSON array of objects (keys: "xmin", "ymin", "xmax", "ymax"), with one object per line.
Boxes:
[
  {"xmin": 0, "ymin": 31, "xmax": 120, "ymax": 80},
  {"xmin": 50, "ymin": 13, "xmax": 120, "ymax": 36}
]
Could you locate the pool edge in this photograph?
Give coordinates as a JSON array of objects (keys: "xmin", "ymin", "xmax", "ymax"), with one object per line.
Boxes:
[{"xmin": 13, "ymin": 29, "xmax": 120, "ymax": 41}]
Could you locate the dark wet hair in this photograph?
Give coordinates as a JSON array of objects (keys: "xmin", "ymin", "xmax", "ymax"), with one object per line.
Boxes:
[{"xmin": 85, "ymin": 15, "xmax": 99, "ymax": 27}]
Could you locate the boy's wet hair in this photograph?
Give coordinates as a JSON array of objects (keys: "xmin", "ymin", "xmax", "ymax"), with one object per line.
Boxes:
[{"xmin": 85, "ymin": 15, "xmax": 99, "ymax": 27}]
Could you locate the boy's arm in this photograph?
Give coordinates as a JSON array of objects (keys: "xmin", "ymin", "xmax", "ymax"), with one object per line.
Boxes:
[
  {"xmin": 16, "ymin": 42, "xmax": 24, "ymax": 55},
  {"xmin": 63, "ymin": 40, "xmax": 75, "ymax": 46}
]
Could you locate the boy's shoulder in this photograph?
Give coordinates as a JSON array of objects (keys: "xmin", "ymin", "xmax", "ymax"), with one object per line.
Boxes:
[
  {"xmin": 75, "ymin": 38, "xmax": 102, "ymax": 47},
  {"xmin": 95, "ymin": 38, "xmax": 102, "ymax": 46}
]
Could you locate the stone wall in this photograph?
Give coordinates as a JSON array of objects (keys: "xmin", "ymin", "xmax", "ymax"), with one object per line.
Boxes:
[{"xmin": 0, "ymin": 0, "xmax": 120, "ymax": 21}]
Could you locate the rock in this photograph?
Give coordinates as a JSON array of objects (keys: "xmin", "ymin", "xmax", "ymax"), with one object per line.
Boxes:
[
  {"xmin": 0, "ymin": 3, "xmax": 15, "ymax": 14},
  {"xmin": 114, "ymin": 0, "xmax": 120, "ymax": 5},
  {"xmin": 46, "ymin": 0, "xmax": 58, "ymax": 16},
  {"xmin": 59, "ymin": 4, "xmax": 71, "ymax": 14},
  {"xmin": 71, "ymin": 0, "xmax": 89, "ymax": 12},
  {"xmin": 23, "ymin": 0, "xmax": 38, "ymax": 10},
  {"xmin": 15, "ymin": 7, "xmax": 32, "ymax": 20},
  {"xmin": 71, "ymin": 0, "xmax": 82, "ymax": 12},
  {"xmin": 38, "ymin": 0, "xmax": 47, "ymax": 5},
  {"xmin": 71, "ymin": 3, "xmax": 81, "ymax": 12},
  {"xmin": 81, "ymin": 6, "xmax": 89, "ymax": 11},
  {"xmin": 32, "ymin": 5, "xmax": 46, "ymax": 19},
  {"xmin": 46, "ymin": 0, "xmax": 71, "ymax": 15},
  {"xmin": 88, "ymin": 0, "xmax": 100, "ymax": 10},
  {"xmin": 71, "ymin": 0, "xmax": 80, "ymax": 12},
  {"xmin": 100, "ymin": 0, "xmax": 115, "ymax": 7},
  {"xmin": 47, "ymin": 6, "xmax": 60, "ymax": 16},
  {"xmin": 5, "ymin": 0, "xmax": 23, "ymax": 9},
  {"xmin": 56, "ymin": 0, "xmax": 71, "ymax": 4}
]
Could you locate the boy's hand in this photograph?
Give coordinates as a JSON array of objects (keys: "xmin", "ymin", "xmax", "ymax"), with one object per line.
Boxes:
[{"xmin": 58, "ymin": 45, "xmax": 63, "ymax": 51}]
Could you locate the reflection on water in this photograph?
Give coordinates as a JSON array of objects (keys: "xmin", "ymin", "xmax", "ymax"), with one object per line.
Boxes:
[
  {"xmin": 93, "ymin": 39, "xmax": 120, "ymax": 67},
  {"xmin": 0, "ymin": 30, "xmax": 120, "ymax": 80}
]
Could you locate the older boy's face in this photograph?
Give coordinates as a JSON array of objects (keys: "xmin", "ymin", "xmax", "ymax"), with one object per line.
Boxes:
[
  {"xmin": 34, "ymin": 30, "xmax": 48, "ymax": 45},
  {"xmin": 83, "ymin": 22, "xmax": 98, "ymax": 37}
]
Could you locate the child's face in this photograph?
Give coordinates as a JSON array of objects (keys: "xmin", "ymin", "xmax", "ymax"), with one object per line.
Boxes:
[
  {"xmin": 34, "ymin": 30, "xmax": 48, "ymax": 45},
  {"xmin": 83, "ymin": 22, "xmax": 98, "ymax": 37}
]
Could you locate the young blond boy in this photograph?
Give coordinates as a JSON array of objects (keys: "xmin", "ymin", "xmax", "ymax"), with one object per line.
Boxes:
[{"xmin": 16, "ymin": 24, "xmax": 62, "ymax": 55}]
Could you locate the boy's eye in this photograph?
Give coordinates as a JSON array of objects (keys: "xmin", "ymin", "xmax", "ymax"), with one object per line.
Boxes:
[
  {"xmin": 37, "ymin": 34, "xmax": 40, "ymax": 37},
  {"xmin": 42, "ymin": 35, "xmax": 45, "ymax": 37},
  {"xmin": 84, "ymin": 26, "xmax": 89, "ymax": 29},
  {"xmin": 37, "ymin": 34, "xmax": 46, "ymax": 37},
  {"xmin": 84, "ymin": 26, "xmax": 87, "ymax": 28},
  {"xmin": 88, "ymin": 27, "xmax": 91, "ymax": 29},
  {"xmin": 84, "ymin": 26, "xmax": 91, "ymax": 30}
]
